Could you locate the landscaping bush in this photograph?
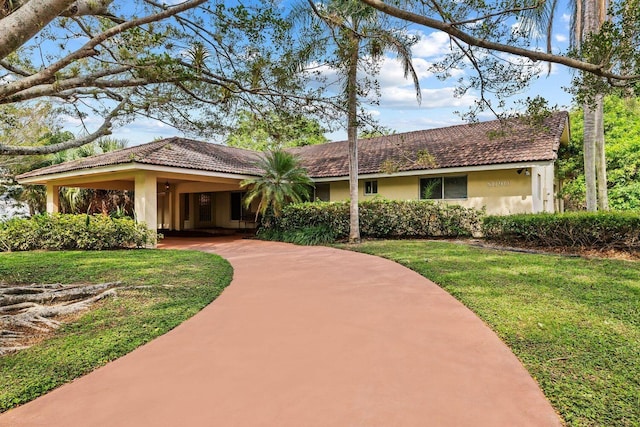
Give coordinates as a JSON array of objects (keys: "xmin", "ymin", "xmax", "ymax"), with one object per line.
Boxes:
[
  {"xmin": 0, "ymin": 214, "xmax": 155, "ymax": 251},
  {"xmin": 483, "ymin": 211, "xmax": 640, "ymax": 251},
  {"xmin": 261, "ymin": 200, "xmax": 484, "ymax": 243},
  {"xmin": 257, "ymin": 224, "xmax": 338, "ymax": 245}
]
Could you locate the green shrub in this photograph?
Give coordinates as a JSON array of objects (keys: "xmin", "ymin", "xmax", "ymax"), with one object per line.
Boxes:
[
  {"xmin": 0, "ymin": 214, "xmax": 155, "ymax": 252},
  {"xmin": 483, "ymin": 211, "xmax": 640, "ymax": 251},
  {"xmin": 261, "ymin": 200, "xmax": 484, "ymax": 243},
  {"xmin": 257, "ymin": 224, "xmax": 337, "ymax": 245}
]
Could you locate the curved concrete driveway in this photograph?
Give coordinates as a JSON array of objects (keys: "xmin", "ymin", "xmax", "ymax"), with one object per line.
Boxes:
[{"xmin": 0, "ymin": 237, "xmax": 561, "ymax": 426}]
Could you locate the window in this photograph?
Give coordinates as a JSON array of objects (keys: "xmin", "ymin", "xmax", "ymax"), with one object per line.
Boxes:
[
  {"xmin": 444, "ymin": 176, "xmax": 467, "ymax": 199},
  {"xmin": 198, "ymin": 193, "xmax": 212, "ymax": 222},
  {"xmin": 420, "ymin": 177, "xmax": 442, "ymax": 199},
  {"xmin": 420, "ymin": 176, "xmax": 467, "ymax": 200},
  {"xmin": 230, "ymin": 192, "xmax": 249, "ymax": 221},
  {"xmin": 364, "ymin": 180, "xmax": 378, "ymax": 195},
  {"xmin": 314, "ymin": 183, "xmax": 330, "ymax": 201}
]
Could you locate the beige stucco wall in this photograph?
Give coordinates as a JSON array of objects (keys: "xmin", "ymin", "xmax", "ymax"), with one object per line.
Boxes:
[
  {"xmin": 214, "ymin": 192, "xmax": 235, "ymax": 229},
  {"xmin": 328, "ymin": 169, "xmax": 539, "ymax": 215},
  {"xmin": 329, "ymin": 177, "xmax": 427, "ymax": 201},
  {"xmin": 531, "ymin": 164, "xmax": 556, "ymax": 213}
]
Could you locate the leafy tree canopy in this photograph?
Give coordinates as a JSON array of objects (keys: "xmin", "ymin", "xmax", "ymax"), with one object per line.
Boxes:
[
  {"xmin": 0, "ymin": 101, "xmax": 130, "ymax": 215},
  {"xmin": 226, "ymin": 111, "xmax": 328, "ymax": 151},
  {"xmin": 0, "ymin": 0, "xmax": 334, "ymax": 155},
  {"xmin": 559, "ymin": 95, "xmax": 640, "ymax": 210}
]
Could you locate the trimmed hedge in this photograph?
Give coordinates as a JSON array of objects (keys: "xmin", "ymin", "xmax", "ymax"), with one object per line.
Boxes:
[
  {"xmin": 257, "ymin": 224, "xmax": 338, "ymax": 246},
  {"xmin": 0, "ymin": 214, "xmax": 155, "ymax": 251},
  {"xmin": 261, "ymin": 200, "xmax": 484, "ymax": 242},
  {"xmin": 483, "ymin": 212, "xmax": 640, "ymax": 251}
]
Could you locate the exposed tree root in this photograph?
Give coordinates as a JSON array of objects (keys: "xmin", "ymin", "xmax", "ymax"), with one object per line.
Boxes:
[{"xmin": 0, "ymin": 282, "xmax": 121, "ymax": 356}]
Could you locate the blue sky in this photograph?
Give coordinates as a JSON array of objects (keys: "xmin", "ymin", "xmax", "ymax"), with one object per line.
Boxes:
[{"xmin": 90, "ymin": 6, "xmax": 579, "ymax": 145}]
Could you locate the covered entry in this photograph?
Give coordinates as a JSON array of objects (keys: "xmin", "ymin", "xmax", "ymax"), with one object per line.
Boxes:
[{"xmin": 16, "ymin": 138, "xmax": 263, "ymax": 244}]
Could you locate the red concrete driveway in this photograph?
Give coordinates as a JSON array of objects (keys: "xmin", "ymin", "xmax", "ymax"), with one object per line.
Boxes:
[{"xmin": 0, "ymin": 237, "xmax": 562, "ymax": 426}]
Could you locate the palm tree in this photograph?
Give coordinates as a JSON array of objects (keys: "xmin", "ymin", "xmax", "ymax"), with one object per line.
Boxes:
[
  {"xmin": 240, "ymin": 150, "xmax": 314, "ymax": 219},
  {"xmin": 527, "ymin": 0, "xmax": 608, "ymax": 211},
  {"xmin": 304, "ymin": 0, "xmax": 421, "ymax": 242}
]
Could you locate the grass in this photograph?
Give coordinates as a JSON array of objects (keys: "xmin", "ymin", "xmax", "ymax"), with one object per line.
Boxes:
[
  {"xmin": 0, "ymin": 249, "xmax": 233, "ymax": 412},
  {"xmin": 343, "ymin": 240, "xmax": 640, "ymax": 427}
]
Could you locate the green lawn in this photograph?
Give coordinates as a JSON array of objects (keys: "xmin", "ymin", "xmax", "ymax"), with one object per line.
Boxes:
[
  {"xmin": 343, "ymin": 240, "xmax": 640, "ymax": 427},
  {"xmin": 0, "ymin": 249, "xmax": 233, "ymax": 412}
]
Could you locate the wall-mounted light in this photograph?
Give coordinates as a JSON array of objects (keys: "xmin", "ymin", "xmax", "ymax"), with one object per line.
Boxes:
[
  {"xmin": 165, "ymin": 181, "xmax": 170, "ymax": 190},
  {"xmin": 517, "ymin": 168, "xmax": 531, "ymax": 176}
]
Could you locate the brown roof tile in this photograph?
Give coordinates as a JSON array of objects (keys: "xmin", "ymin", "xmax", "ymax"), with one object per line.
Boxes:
[
  {"xmin": 17, "ymin": 137, "xmax": 263, "ymax": 179},
  {"xmin": 290, "ymin": 111, "xmax": 569, "ymax": 178},
  {"xmin": 17, "ymin": 112, "xmax": 568, "ymax": 181}
]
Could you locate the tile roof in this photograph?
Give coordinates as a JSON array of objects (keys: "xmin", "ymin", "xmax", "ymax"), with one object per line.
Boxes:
[
  {"xmin": 17, "ymin": 137, "xmax": 263, "ymax": 179},
  {"xmin": 290, "ymin": 111, "xmax": 569, "ymax": 178},
  {"xmin": 17, "ymin": 112, "xmax": 568, "ymax": 181}
]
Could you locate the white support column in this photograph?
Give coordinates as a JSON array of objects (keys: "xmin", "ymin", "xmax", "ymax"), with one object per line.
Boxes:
[
  {"xmin": 45, "ymin": 183, "xmax": 60, "ymax": 214},
  {"xmin": 544, "ymin": 164, "xmax": 555, "ymax": 213},
  {"xmin": 134, "ymin": 172, "xmax": 157, "ymax": 245}
]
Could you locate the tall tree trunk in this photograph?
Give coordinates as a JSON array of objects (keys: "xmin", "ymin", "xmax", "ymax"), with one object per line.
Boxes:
[
  {"xmin": 347, "ymin": 34, "xmax": 360, "ymax": 243},
  {"xmin": 594, "ymin": 93, "xmax": 608, "ymax": 210},
  {"xmin": 582, "ymin": 0, "xmax": 600, "ymax": 211},
  {"xmin": 583, "ymin": 105, "xmax": 597, "ymax": 211}
]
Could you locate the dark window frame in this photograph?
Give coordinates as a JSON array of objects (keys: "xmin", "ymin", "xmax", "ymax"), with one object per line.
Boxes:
[
  {"xmin": 230, "ymin": 191, "xmax": 250, "ymax": 221},
  {"xmin": 364, "ymin": 180, "xmax": 378, "ymax": 195},
  {"xmin": 420, "ymin": 177, "xmax": 443, "ymax": 199},
  {"xmin": 420, "ymin": 176, "xmax": 468, "ymax": 200},
  {"xmin": 314, "ymin": 183, "xmax": 330, "ymax": 202}
]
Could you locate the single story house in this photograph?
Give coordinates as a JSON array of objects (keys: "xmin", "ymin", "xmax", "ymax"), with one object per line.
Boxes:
[{"xmin": 17, "ymin": 111, "xmax": 570, "ymax": 235}]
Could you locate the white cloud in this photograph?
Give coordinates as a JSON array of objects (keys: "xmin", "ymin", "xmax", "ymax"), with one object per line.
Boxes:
[
  {"xmin": 411, "ymin": 31, "xmax": 453, "ymax": 59},
  {"xmin": 374, "ymin": 56, "xmax": 433, "ymax": 88},
  {"xmin": 112, "ymin": 119, "xmax": 182, "ymax": 145},
  {"xmin": 60, "ymin": 114, "xmax": 104, "ymax": 127},
  {"xmin": 561, "ymin": 13, "xmax": 571, "ymax": 23},
  {"xmin": 554, "ymin": 34, "xmax": 568, "ymax": 43},
  {"xmin": 380, "ymin": 87, "xmax": 477, "ymax": 109},
  {"xmin": 389, "ymin": 115, "xmax": 466, "ymax": 132}
]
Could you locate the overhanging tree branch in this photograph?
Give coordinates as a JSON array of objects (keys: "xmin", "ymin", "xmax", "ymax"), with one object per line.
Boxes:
[
  {"xmin": 0, "ymin": 0, "xmax": 206, "ymax": 100},
  {"xmin": 0, "ymin": 98, "xmax": 127, "ymax": 155},
  {"xmin": 358, "ymin": 0, "xmax": 639, "ymax": 82}
]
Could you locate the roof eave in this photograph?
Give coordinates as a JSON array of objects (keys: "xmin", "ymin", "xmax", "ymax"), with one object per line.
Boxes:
[
  {"xmin": 310, "ymin": 160, "xmax": 556, "ymax": 182},
  {"xmin": 17, "ymin": 162, "xmax": 259, "ymax": 185}
]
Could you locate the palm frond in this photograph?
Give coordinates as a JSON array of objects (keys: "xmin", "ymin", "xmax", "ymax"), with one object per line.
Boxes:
[
  {"xmin": 240, "ymin": 150, "xmax": 314, "ymax": 217},
  {"xmin": 371, "ymin": 30, "xmax": 421, "ymax": 104}
]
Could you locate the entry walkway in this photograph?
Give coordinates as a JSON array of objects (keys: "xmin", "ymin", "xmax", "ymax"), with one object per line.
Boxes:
[{"xmin": 0, "ymin": 237, "xmax": 561, "ymax": 426}]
